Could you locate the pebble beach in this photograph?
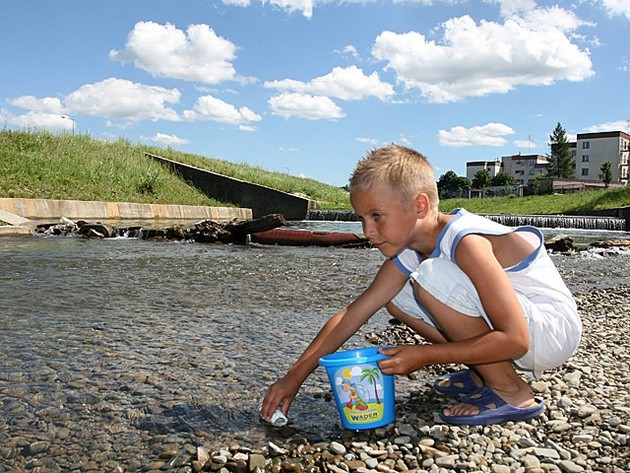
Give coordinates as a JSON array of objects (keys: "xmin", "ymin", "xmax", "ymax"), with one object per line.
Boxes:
[
  {"xmin": 147, "ymin": 284, "xmax": 628, "ymax": 473},
  {"xmin": 1, "ymin": 243, "xmax": 628, "ymax": 472}
]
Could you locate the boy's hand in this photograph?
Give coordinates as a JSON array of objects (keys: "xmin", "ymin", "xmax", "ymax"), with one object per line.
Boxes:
[
  {"xmin": 261, "ymin": 375, "xmax": 301, "ymax": 421},
  {"xmin": 377, "ymin": 345, "xmax": 426, "ymax": 375}
]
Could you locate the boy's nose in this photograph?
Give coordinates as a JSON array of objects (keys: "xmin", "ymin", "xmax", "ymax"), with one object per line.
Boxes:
[{"xmin": 362, "ymin": 221, "xmax": 376, "ymax": 238}]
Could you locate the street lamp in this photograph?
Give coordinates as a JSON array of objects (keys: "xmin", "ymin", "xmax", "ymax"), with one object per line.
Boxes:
[{"xmin": 61, "ymin": 115, "xmax": 75, "ymax": 136}]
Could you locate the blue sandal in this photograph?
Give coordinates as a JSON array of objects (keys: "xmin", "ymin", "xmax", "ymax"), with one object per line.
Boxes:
[
  {"xmin": 434, "ymin": 370, "xmax": 480, "ymax": 397},
  {"xmin": 439, "ymin": 386, "xmax": 545, "ymax": 425}
]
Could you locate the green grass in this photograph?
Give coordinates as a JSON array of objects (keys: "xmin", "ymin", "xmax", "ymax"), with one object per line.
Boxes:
[
  {"xmin": 0, "ymin": 130, "xmax": 224, "ymax": 206},
  {"xmin": 1, "ymin": 129, "xmax": 629, "ymax": 215},
  {"xmin": 441, "ymin": 186, "xmax": 630, "ymax": 215},
  {"xmin": 0, "ymin": 129, "xmax": 350, "ymax": 209}
]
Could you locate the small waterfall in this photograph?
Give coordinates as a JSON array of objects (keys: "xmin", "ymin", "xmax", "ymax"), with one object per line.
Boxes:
[
  {"xmin": 307, "ymin": 210, "xmax": 360, "ymax": 221},
  {"xmin": 306, "ymin": 210, "xmax": 626, "ymax": 231},
  {"xmin": 484, "ymin": 214, "xmax": 626, "ymax": 231}
]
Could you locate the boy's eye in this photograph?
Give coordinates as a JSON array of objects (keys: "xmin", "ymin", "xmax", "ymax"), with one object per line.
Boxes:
[{"xmin": 372, "ymin": 213, "xmax": 382, "ymax": 220}]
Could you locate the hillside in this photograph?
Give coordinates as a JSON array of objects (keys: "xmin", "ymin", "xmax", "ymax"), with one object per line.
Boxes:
[
  {"xmin": 0, "ymin": 130, "xmax": 350, "ymax": 210},
  {"xmin": 1, "ymin": 130, "xmax": 629, "ymax": 214}
]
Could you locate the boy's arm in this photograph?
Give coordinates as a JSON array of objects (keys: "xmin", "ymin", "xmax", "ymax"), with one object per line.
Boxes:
[
  {"xmin": 261, "ymin": 259, "xmax": 406, "ymax": 420},
  {"xmin": 379, "ymin": 234, "xmax": 531, "ymax": 374}
]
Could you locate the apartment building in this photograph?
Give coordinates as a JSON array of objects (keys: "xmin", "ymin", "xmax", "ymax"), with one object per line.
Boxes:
[
  {"xmin": 466, "ymin": 155, "xmax": 548, "ymax": 186},
  {"xmin": 465, "ymin": 160, "xmax": 502, "ymax": 181},
  {"xmin": 501, "ymin": 154, "xmax": 550, "ymax": 185},
  {"xmin": 573, "ymin": 131, "xmax": 629, "ymax": 185},
  {"xmin": 466, "ymin": 130, "xmax": 630, "ymax": 188}
]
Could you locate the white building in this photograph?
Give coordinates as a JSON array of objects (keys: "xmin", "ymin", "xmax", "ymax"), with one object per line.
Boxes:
[
  {"xmin": 501, "ymin": 154, "xmax": 549, "ymax": 185},
  {"xmin": 465, "ymin": 130, "xmax": 630, "ymax": 189},
  {"xmin": 465, "ymin": 160, "xmax": 502, "ymax": 182},
  {"xmin": 573, "ymin": 131, "xmax": 629, "ymax": 185}
]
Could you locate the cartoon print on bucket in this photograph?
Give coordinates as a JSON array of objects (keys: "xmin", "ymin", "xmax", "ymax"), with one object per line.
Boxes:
[{"xmin": 319, "ymin": 347, "xmax": 395, "ymax": 430}]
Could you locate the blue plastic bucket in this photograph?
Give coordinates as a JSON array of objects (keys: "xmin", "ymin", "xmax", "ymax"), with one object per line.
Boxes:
[{"xmin": 319, "ymin": 346, "xmax": 395, "ymax": 430}]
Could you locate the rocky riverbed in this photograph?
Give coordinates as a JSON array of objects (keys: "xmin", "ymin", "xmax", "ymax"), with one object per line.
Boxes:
[
  {"xmin": 140, "ymin": 285, "xmax": 627, "ymax": 473},
  {"xmin": 0, "ymin": 244, "xmax": 628, "ymax": 472}
]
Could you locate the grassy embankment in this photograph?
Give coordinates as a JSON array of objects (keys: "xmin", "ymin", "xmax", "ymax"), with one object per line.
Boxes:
[{"xmin": 1, "ymin": 130, "xmax": 629, "ymax": 219}]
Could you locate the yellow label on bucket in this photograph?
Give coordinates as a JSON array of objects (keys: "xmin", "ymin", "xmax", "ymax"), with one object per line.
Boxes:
[{"xmin": 343, "ymin": 403, "xmax": 385, "ymax": 424}]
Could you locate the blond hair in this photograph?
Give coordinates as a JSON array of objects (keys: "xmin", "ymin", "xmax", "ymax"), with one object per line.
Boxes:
[{"xmin": 349, "ymin": 144, "xmax": 439, "ymax": 211}]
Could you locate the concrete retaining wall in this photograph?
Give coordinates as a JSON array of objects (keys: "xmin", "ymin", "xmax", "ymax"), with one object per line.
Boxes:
[
  {"xmin": 0, "ymin": 198, "xmax": 252, "ymax": 222},
  {"xmin": 147, "ymin": 153, "xmax": 312, "ymax": 220}
]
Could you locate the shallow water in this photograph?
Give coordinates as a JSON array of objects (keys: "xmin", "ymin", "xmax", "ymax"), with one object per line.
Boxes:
[{"xmin": 1, "ymin": 226, "xmax": 629, "ymax": 464}]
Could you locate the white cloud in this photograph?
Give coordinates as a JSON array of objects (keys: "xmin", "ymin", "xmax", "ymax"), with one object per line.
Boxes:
[
  {"xmin": 372, "ymin": 7, "xmax": 594, "ymax": 103},
  {"xmin": 356, "ymin": 137, "xmax": 378, "ymax": 145},
  {"xmin": 222, "ymin": 0, "xmax": 251, "ymax": 6},
  {"xmin": 65, "ymin": 78, "xmax": 181, "ymax": 122},
  {"xmin": 182, "ymin": 94, "xmax": 262, "ymax": 128},
  {"xmin": 109, "ymin": 22, "xmax": 238, "ymax": 84},
  {"xmin": 397, "ymin": 134, "xmax": 413, "ymax": 146},
  {"xmin": 151, "ymin": 133, "xmax": 190, "ymax": 146},
  {"xmin": 2, "ymin": 110, "xmax": 75, "ymax": 133},
  {"xmin": 268, "ymin": 92, "xmax": 345, "ymax": 120},
  {"xmin": 265, "ymin": 66, "xmax": 394, "ymax": 101},
  {"xmin": 585, "ymin": 121, "xmax": 630, "ymax": 133},
  {"xmin": 9, "ymin": 96, "xmax": 64, "ymax": 114},
  {"xmin": 600, "ymin": 0, "xmax": 630, "ymax": 21},
  {"xmin": 439, "ymin": 123, "xmax": 515, "ymax": 147},
  {"xmin": 268, "ymin": 0, "xmax": 314, "ymax": 18},
  {"xmin": 490, "ymin": 0, "xmax": 537, "ymax": 17},
  {"xmin": 513, "ymin": 139, "xmax": 537, "ymax": 149},
  {"xmin": 223, "ymin": 0, "xmax": 314, "ymax": 17},
  {"xmin": 335, "ymin": 44, "xmax": 359, "ymax": 59}
]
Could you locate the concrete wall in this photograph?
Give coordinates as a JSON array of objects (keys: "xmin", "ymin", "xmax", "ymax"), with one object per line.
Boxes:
[
  {"xmin": 0, "ymin": 198, "xmax": 251, "ymax": 222},
  {"xmin": 147, "ymin": 153, "xmax": 312, "ymax": 220}
]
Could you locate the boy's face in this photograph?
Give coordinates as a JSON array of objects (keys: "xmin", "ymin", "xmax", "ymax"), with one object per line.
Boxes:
[{"xmin": 350, "ymin": 185, "xmax": 418, "ymax": 258}]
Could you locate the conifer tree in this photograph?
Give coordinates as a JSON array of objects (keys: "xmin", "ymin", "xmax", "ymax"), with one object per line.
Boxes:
[{"xmin": 547, "ymin": 122, "xmax": 575, "ymax": 178}]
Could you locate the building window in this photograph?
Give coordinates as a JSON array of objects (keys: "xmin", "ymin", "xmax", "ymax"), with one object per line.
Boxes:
[
  {"xmin": 581, "ymin": 168, "xmax": 589, "ymax": 176},
  {"xmin": 582, "ymin": 155, "xmax": 589, "ymax": 162},
  {"xmin": 582, "ymin": 142, "xmax": 590, "ymax": 149},
  {"xmin": 571, "ymin": 150, "xmax": 577, "ymax": 157}
]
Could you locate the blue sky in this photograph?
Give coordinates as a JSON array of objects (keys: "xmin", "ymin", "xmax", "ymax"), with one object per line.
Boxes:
[{"xmin": 2, "ymin": 0, "xmax": 629, "ymax": 187}]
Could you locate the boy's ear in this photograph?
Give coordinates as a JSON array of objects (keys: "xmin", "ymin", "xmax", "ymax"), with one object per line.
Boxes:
[{"xmin": 414, "ymin": 192, "xmax": 430, "ymax": 217}]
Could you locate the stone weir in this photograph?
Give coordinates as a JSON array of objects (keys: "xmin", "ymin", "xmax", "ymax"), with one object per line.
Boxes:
[
  {"xmin": 306, "ymin": 210, "xmax": 629, "ymax": 231},
  {"xmin": 0, "ymin": 198, "xmax": 251, "ymax": 225}
]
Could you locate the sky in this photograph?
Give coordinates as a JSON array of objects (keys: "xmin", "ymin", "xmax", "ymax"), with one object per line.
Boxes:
[{"xmin": 2, "ymin": 0, "xmax": 629, "ymax": 187}]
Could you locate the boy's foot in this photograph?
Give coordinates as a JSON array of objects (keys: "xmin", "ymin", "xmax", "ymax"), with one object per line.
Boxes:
[
  {"xmin": 434, "ymin": 369, "xmax": 482, "ymax": 397},
  {"xmin": 439, "ymin": 386, "xmax": 544, "ymax": 426}
]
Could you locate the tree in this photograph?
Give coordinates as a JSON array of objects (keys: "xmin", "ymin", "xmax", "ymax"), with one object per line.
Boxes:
[
  {"xmin": 547, "ymin": 122, "xmax": 575, "ymax": 178},
  {"xmin": 437, "ymin": 171, "xmax": 471, "ymax": 199},
  {"xmin": 599, "ymin": 161, "xmax": 612, "ymax": 188},
  {"xmin": 471, "ymin": 169, "xmax": 492, "ymax": 189},
  {"xmin": 361, "ymin": 367, "xmax": 381, "ymax": 404},
  {"xmin": 490, "ymin": 172, "xmax": 516, "ymax": 187}
]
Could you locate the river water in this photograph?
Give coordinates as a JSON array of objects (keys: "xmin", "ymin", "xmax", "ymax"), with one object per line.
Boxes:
[{"xmin": 1, "ymin": 222, "xmax": 629, "ymax": 468}]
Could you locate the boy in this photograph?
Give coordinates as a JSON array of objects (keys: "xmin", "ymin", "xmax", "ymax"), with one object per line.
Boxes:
[{"xmin": 261, "ymin": 144, "xmax": 581, "ymax": 425}]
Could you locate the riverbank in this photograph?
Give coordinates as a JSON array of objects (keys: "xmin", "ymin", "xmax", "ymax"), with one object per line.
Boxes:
[
  {"xmin": 147, "ymin": 286, "xmax": 629, "ymax": 472},
  {"xmin": 136, "ymin": 285, "xmax": 630, "ymax": 472}
]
